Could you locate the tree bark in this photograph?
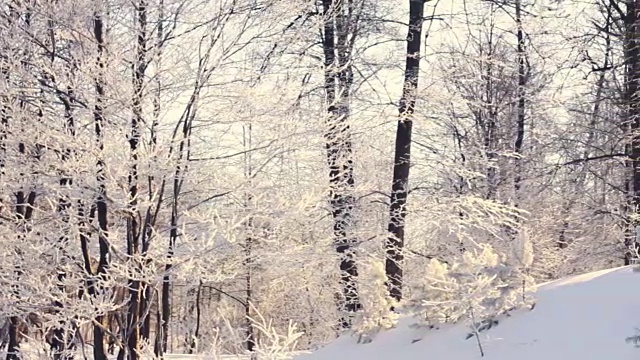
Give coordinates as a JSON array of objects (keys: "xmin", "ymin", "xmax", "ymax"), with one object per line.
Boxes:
[
  {"xmin": 624, "ymin": 0, "xmax": 640, "ymax": 264},
  {"xmin": 126, "ymin": 1, "xmax": 149, "ymax": 359},
  {"xmin": 92, "ymin": 8, "xmax": 110, "ymax": 360},
  {"xmin": 385, "ymin": 0, "xmax": 425, "ymax": 303},
  {"xmin": 513, "ymin": 0, "xmax": 526, "ymax": 199},
  {"xmin": 321, "ymin": 0, "xmax": 362, "ymax": 328}
]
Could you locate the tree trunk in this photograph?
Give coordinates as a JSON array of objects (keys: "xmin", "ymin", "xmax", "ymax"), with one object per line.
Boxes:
[
  {"xmin": 385, "ymin": 0, "xmax": 425, "ymax": 303},
  {"xmin": 151, "ymin": 1, "xmax": 167, "ymax": 356},
  {"xmin": 242, "ymin": 124, "xmax": 256, "ymax": 353},
  {"xmin": 158, "ymin": 74, "xmax": 194, "ymax": 357},
  {"xmin": 92, "ymin": 9, "xmax": 110, "ymax": 360},
  {"xmin": 6, "ymin": 318, "xmax": 19, "ymax": 360},
  {"xmin": 481, "ymin": 14, "xmax": 498, "ymax": 201},
  {"xmin": 321, "ymin": 0, "xmax": 362, "ymax": 327},
  {"xmin": 126, "ymin": 1, "xmax": 149, "ymax": 359},
  {"xmin": 187, "ymin": 281, "xmax": 202, "ymax": 354},
  {"xmin": 624, "ymin": 0, "xmax": 640, "ymax": 264},
  {"xmin": 52, "ymin": 80, "xmax": 78, "ymax": 360},
  {"xmin": 513, "ymin": 0, "xmax": 526, "ymax": 198},
  {"xmin": 5, "ymin": 6, "xmax": 39, "ymax": 359},
  {"xmin": 244, "ymin": 227, "xmax": 255, "ymax": 354}
]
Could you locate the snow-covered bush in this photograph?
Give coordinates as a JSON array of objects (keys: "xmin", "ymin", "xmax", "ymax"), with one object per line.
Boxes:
[
  {"xmin": 202, "ymin": 305, "xmax": 303, "ymax": 360},
  {"xmin": 419, "ymin": 241, "xmax": 535, "ymax": 327},
  {"xmin": 249, "ymin": 310, "xmax": 303, "ymax": 360}
]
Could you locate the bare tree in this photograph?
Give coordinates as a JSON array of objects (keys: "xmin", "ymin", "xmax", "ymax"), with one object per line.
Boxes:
[
  {"xmin": 385, "ymin": 0, "xmax": 428, "ymax": 303},
  {"xmin": 622, "ymin": 0, "xmax": 640, "ymax": 264}
]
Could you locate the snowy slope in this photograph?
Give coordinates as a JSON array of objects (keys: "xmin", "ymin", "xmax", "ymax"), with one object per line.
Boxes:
[{"xmin": 296, "ymin": 266, "xmax": 640, "ymax": 360}]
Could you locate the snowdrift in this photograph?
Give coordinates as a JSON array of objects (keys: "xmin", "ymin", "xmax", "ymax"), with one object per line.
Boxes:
[{"xmin": 296, "ymin": 266, "xmax": 640, "ymax": 360}]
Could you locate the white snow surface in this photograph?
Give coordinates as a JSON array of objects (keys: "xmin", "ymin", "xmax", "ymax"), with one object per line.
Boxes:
[{"xmin": 295, "ymin": 265, "xmax": 640, "ymax": 360}]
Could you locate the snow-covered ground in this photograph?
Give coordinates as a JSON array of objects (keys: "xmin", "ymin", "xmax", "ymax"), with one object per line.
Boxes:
[
  {"xmin": 296, "ymin": 266, "xmax": 640, "ymax": 360},
  {"xmin": 12, "ymin": 267, "xmax": 640, "ymax": 360}
]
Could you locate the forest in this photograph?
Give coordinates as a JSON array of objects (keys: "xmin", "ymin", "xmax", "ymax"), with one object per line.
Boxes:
[{"xmin": 0, "ymin": 0, "xmax": 636, "ymax": 359}]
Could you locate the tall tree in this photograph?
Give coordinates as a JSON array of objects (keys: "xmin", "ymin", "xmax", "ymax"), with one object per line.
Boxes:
[
  {"xmin": 88, "ymin": 6, "xmax": 111, "ymax": 360},
  {"xmin": 124, "ymin": 1, "xmax": 153, "ymax": 359},
  {"xmin": 321, "ymin": 0, "xmax": 363, "ymax": 327},
  {"xmin": 4, "ymin": 3, "xmax": 40, "ymax": 359},
  {"xmin": 385, "ymin": 0, "xmax": 426, "ymax": 303},
  {"xmin": 624, "ymin": 0, "xmax": 640, "ymax": 264}
]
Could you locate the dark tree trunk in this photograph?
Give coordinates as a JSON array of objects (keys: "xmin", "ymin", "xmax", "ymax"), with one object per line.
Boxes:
[
  {"xmin": 244, "ymin": 228, "xmax": 255, "ymax": 354},
  {"xmin": 625, "ymin": 0, "xmax": 640, "ymax": 264},
  {"xmin": 513, "ymin": 0, "xmax": 526, "ymax": 197},
  {"xmin": 126, "ymin": 1, "xmax": 149, "ymax": 359},
  {"xmin": 242, "ymin": 131, "xmax": 256, "ymax": 353},
  {"xmin": 51, "ymin": 81, "xmax": 78, "ymax": 360},
  {"xmin": 158, "ymin": 259, "xmax": 172, "ymax": 356},
  {"xmin": 6, "ymin": 318, "xmax": 19, "ymax": 360},
  {"xmin": 140, "ymin": 286, "xmax": 152, "ymax": 340},
  {"xmin": 92, "ymin": 9, "xmax": 110, "ymax": 360},
  {"xmin": 158, "ymin": 202, "xmax": 176, "ymax": 357},
  {"xmin": 148, "ymin": 1, "xmax": 166, "ymax": 356},
  {"xmin": 187, "ymin": 281, "xmax": 203, "ymax": 354},
  {"xmin": 158, "ymin": 83, "xmax": 193, "ymax": 357},
  {"xmin": 321, "ymin": 0, "xmax": 362, "ymax": 328},
  {"xmin": 5, "ymin": 5, "xmax": 39, "ymax": 360},
  {"xmin": 7, "ymin": 181, "xmax": 38, "ymax": 360},
  {"xmin": 385, "ymin": 0, "xmax": 425, "ymax": 303}
]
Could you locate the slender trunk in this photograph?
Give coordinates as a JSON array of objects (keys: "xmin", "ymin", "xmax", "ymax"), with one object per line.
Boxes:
[
  {"xmin": 159, "ymin": 92, "xmax": 196, "ymax": 357},
  {"xmin": 385, "ymin": 0, "xmax": 425, "ymax": 303},
  {"xmin": 242, "ymin": 124, "xmax": 256, "ymax": 353},
  {"xmin": 188, "ymin": 281, "xmax": 202, "ymax": 354},
  {"xmin": 149, "ymin": 0, "xmax": 165, "ymax": 353},
  {"xmin": 500, "ymin": 0, "xmax": 527, "ymax": 242},
  {"xmin": 155, "ymin": 15, "xmax": 207, "ymax": 352},
  {"xmin": 322, "ymin": 0, "xmax": 361, "ymax": 327},
  {"xmin": 159, "ymin": 188, "xmax": 178, "ymax": 355},
  {"xmin": 150, "ymin": 2, "xmax": 172, "ymax": 354},
  {"xmin": 92, "ymin": 8, "xmax": 110, "ymax": 360},
  {"xmin": 52, "ymin": 82, "xmax": 78, "ymax": 360},
  {"xmin": 483, "ymin": 13, "xmax": 498, "ymax": 200},
  {"xmin": 126, "ymin": 1, "xmax": 148, "ymax": 359},
  {"xmin": 244, "ymin": 222, "xmax": 255, "ymax": 354},
  {"xmin": 513, "ymin": 0, "xmax": 526, "ymax": 199},
  {"xmin": 154, "ymin": 288, "xmax": 163, "ymax": 357}
]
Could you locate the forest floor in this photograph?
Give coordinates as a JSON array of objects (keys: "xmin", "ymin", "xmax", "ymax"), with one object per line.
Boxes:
[
  {"xmin": 13, "ymin": 266, "xmax": 640, "ymax": 360},
  {"xmin": 296, "ymin": 265, "xmax": 640, "ymax": 360}
]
